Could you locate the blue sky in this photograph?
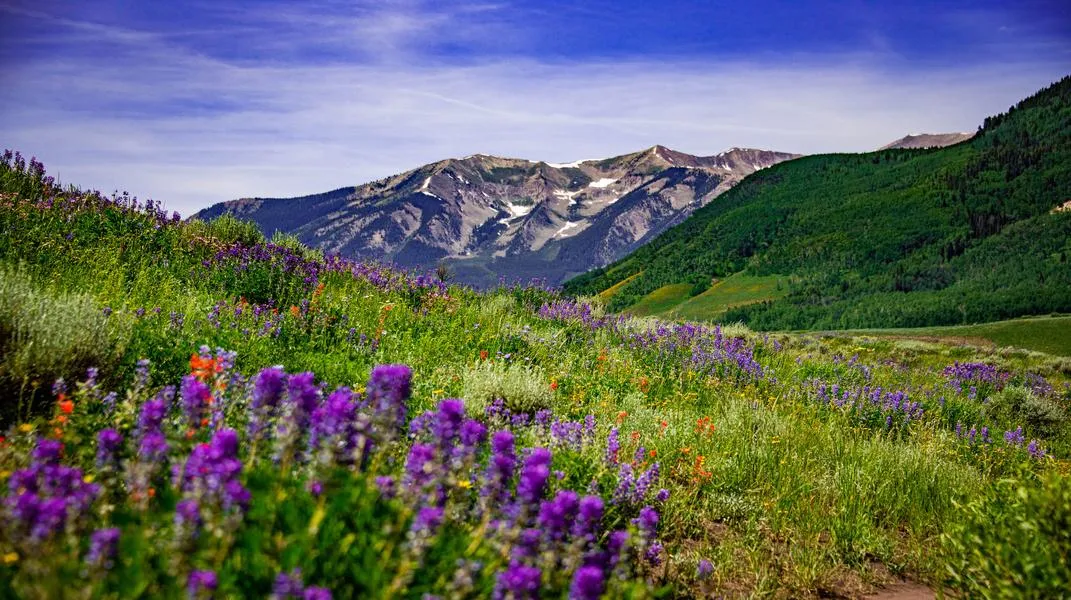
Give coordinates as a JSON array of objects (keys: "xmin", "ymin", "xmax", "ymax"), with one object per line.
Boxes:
[{"xmin": 1, "ymin": 0, "xmax": 1068, "ymax": 215}]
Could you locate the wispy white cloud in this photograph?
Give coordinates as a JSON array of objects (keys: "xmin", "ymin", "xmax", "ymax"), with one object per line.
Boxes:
[{"xmin": 0, "ymin": 1, "xmax": 1066, "ymax": 216}]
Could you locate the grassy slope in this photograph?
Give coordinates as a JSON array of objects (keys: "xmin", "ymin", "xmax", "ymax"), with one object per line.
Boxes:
[
  {"xmin": 830, "ymin": 315, "xmax": 1071, "ymax": 357},
  {"xmin": 565, "ymin": 76, "xmax": 1071, "ymax": 331},
  {"xmin": 624, "ymin": 283, "xmax": 692, "ymax": 316},
  {"xmin": 598, "ymin": 271, "xmax": 642, "ymax": 301},
  {"xmin": 2, "ymin": 158, "xmax": 1071, "ymax": 598},
  {"xmin": 671, "ymin": 273, "xmax": 789, "ymax": 321}
]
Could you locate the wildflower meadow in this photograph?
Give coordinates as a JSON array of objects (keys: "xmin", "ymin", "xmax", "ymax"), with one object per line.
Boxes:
[{"xmin": 1, "ymin": 151, "xmax": 1069, "ymax": 598}]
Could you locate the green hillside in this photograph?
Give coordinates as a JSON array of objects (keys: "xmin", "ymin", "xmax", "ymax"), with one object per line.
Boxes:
[
  {"xmin": 565, "ymin": 76, "xmax": 1071, "ymax": 331},
  {"xmin": 831, "ymin": 315, "xmax": 1071, "ymax": 357}
]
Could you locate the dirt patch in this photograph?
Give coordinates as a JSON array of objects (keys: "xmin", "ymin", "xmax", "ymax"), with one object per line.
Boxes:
[
  {"xmin": 881, "ymin": 334, "xmax": 996, "ymax": 349},
  {"xmin": 864, "ymin": 582, "xmax": 936, "ymax": 600}
]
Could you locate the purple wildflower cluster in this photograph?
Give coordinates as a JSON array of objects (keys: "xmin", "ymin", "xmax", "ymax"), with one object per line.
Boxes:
[
  {"xmin": 6, "ymin": 439, "xmax": 100, "ymax": 543},
  {"xmin": 0, "ymin": 336, "xmax": 676, "ymax": 598},
  {"xmin": 954, "ymin": 423, "xmax": 1047, "ymax": 459},
  {"xmin": 1, "ymin": 150, "xmax": 182, "ymax": 226},
  {"xmin": 942, "ymin": 362, "xmax": 1010, "ymax": 396},
  {"xmin": 205, "ymin": 298, "xmax": 285, "ymax": 338},
  {"xmin": 86, "ymin": 527, "xmax": 121, "ymax": 570},
  {"xmin": 272, "ymin": 568, "xmax": 332, "ymax": 599},
  {"xmin": 172, "ymin": 428, "xmax": 251, "ymax": 535},
  {"xmin": 398, "ymin": 395, "xmax": 664, "ymax": 597},
  {"xmin": 202, "ymin": 239, "xmax": 450, "ymax": 298},
  {"xmin": 536, "ymin": 302, "xmax": 766, "ymax": 383},
  {"xmin": 812, "ymin": 381, "xmax": 924, "ymax": 429}
]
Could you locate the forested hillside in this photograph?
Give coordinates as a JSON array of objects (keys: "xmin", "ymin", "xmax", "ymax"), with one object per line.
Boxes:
[{"xmin": 565, "ymin": 76, "xmax": 1071, "ymax": 330}]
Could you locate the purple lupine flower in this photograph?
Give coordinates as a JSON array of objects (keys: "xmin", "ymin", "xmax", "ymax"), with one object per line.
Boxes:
[
  {"xmin": 134, "ymin": 358, "xmax": 151, "ymax": 389},
  {"xmin": 180, "ymin": 375, "xmax": 212, "ymax": 428},
  {"xmin": 511, "ymin": 528, "xmax": 541, "ymax": 560},
  {"xmin": 96, "ymin": 429, "xmax": 123, "ymax": 468},
  {"xmin": 52, "ymin": 378, "xmax": 67, "ymax": 396},
  {"xmin": 515, "ymin": 448, "xmax": 552, "ymax": 512},
  {"xmin": 632, "ymin": 506, "xmax": 659, "ymax": 538},
  {"xmin": 366, "ymin": 364, "xmax": 412, "ymax": 436},
  {"xmin": 645, "ymin": 541, "xmax": 664, "ymax": 566},
  {"xmin": 303, "ymin": 588, "xmax": 332, "ymax": 600},
  {"xmin": 138, "ymin": 397, "xmax": 168, "ymax": 435},
  {"xmin": 460, "ymin": 419, "xmax": 488, "ymax": 448},
  {"xmin": 175, "ymin": 428, "xmax": 249, "ymax": 513},
  {"xmin": 569, "ymin": 566, "xmax": 605, "ymax": 600},
  {"xmin": 606, "ymin": 428, "xmax": 620, "ymax": 465},
  {"xmin": 175, "ymin": 498, "xmax": 202, "ymax": 530},
  {"xmin": 573, "ymin": 495, "xmax": 604, "ymax": 540},
  {"xmin": 583, "ymin": 415, "xmax": 596, "ymax": 442},
  {"xmin": 33, "ymin": 438, "xmax": 63, "ymax": 464},
  {"xmin": 493, "ymin": 562, "xmax": 541, "ymax": 600},
  {"xmin": 434, "ymin": 399, "xmax": 466, "ymax": 450},
  {"xmin": 537, "ymin": 490, "xmax": 579, "ymax": 541},
  {"xmin": 307, "ymin": 480, "xmax": 324, "ymax": 498},
  {"xmin": 102, "ymin": 391, "xmax": 118, "ymax": 413},
  {"xmin": 404, "ymin": 443, "xmax": 437, "ymax": 493},
  {"xmin": 697, "ymin": 558, "xmax": 714, "ymax": 579},
  {"xmin": 1027, "ymin": 440, "xmax": 1046, "ymax": 459},
  {"xmin": 534, "ymin": 409, "xmax": 553, "ymax": 429},
  {"xmin": 248, "ymin": 366, "xmax": 287, "ymax": 435},
  {"xmin": 187, "ymin": 570, "xmax": 218, "ymax": 598},
  {"xmin": 410, "ymin": 506, "xmax": 445, "ymax": 535},
  {"xmin": 1003, "ymin": 426, "xmax": 1025, "ymax": 447},
  {"xmin": 86, "ymin": 527, "xmax": 120, "ymax": 569},
  {"xmin": 611, "ymin": 463, "xmax": 635, "ymax": 505},
  {"xmin": 309, "ymin": 387, "xmax": 357, "ymax": 463},
  {"xmin": 286, "ymin": 372, "xmax": 321, "ymax": 426},
  {"xmin": 634, "ymin": 462, "xmax": 660, "ymax": 501},
  {"xmin": 655, "ymin": 488, "xmax": 670, "ymax": 503},
  {"xmin": 375, "ymin": 476, "xmax": 395, "ymax": 499},
  {"xmin": 482, "ymin": 430, "xmax": 516, "ymax": 509},
  {"xmin": 138, "ymin": 431, "xmax": 169, "ymax": 462},
  {"xmin": 273, "ymin": 568, "xmax": 304, "ymax": 597},
  {"xmin": 607, "ymin": 530, "xmax": 629, "ymax": 567}
]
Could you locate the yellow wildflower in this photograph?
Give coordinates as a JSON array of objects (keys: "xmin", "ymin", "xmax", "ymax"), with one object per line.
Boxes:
[{"xmin": 2, "ymin": 552, "xmax": 17, "ymax": 564}]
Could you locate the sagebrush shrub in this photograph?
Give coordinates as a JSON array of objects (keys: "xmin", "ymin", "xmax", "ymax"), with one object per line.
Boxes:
[
  {"xmin": 0, "ymin": 267, "xmax": 129, "ymax": 400},
  {"xmin": 460, "ymin": 359, "xmax": 552, "ymax": 414},
  {"xmin": 986, "ymin": 385, "xmax": 1065, "ymax": 437}
]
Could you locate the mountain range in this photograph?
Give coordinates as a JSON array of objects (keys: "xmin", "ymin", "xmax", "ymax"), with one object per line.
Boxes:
[{"xmin": 193, "ymin": 147, "xmax": 799, "ymax": 286}]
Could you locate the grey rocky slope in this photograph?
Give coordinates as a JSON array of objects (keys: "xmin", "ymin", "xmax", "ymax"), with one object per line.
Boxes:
[
  {"xmin": 193, "ymin": 145, "xmax": 800, "ymax": 287},
  {"xmin": 879, "ymin": 132, "xmax": 974, "ymax": 150}
]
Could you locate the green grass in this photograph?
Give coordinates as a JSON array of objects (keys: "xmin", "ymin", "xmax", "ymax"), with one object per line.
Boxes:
[
  {"xmin": 624, "ymin": 283, "xmax": 693, "ymax": 316},
  {"xmin": 671, "ymin": 272, "xmax": 789, "ymax": 321},
  {"xmin": 831, "ymin": 315, "xmax": 1071, "ymax": 357}
]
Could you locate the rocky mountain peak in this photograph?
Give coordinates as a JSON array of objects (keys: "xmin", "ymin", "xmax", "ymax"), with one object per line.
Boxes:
[{"xmin": 194, "ymin": 145, "xmax": 801, "ymax": 287}]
